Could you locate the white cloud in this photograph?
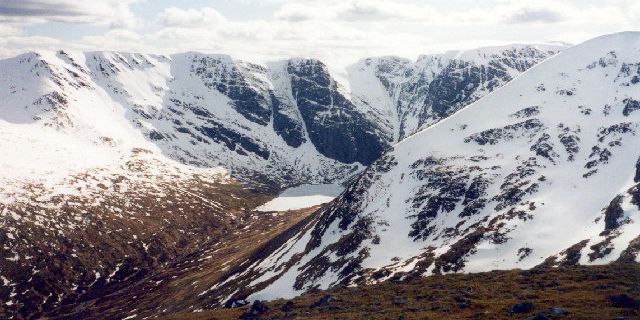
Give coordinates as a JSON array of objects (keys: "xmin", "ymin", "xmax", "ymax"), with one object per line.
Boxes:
[
  {"xmin": 274, "ymin": 3, "xmax": 327, "ymax": 22},
  {"xmin": 0, "ymin": 34, "xmax": 63, "ymax": 58},
  {"xmin": 335, "ymin": 0, "xmax": 438, "ymax": 21},
  {"xmin": 158, "ymin": 7, "xmax": 226, "ymax": 28},
  {"xmin": 0, "ymin": 23, "xmax": 20, "ymax": 36},
  {"xmin": 494, "ymin": 1, "xmax": 627, "ymax": 26},
  {"xmin": 0, "ymin": 0, "xmax": 140, "ymax": 28},
  {"xmin": 274, "ymin": 0, "xmax": 438, "ymax": 22},
  {"xmin": 505, "ymin": 7, "xmax": 564, "ymax": 24},
  {"xmin": 0, "ymin": 1, "xmax": 638, "ymax": 69}
]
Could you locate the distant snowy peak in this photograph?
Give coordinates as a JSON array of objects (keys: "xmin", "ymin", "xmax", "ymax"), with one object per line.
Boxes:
[
  {"xmin": 0, "ymin": 43, "xmax": 560, "ymax": 190},
  {"xmin": 211, "ymin": 32, "xmax": 640, "ymax": 304},
  {"xmin": 425, "ymin": 43, "xmax": 566, "ymax": 63},
  {"xmin": 349, "ymin": 43, "xmax": 565, "ymax": 140}
]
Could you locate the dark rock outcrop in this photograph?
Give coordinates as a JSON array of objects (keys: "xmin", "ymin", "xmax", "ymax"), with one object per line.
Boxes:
[{"xmin": 288, "ymin": 59, "xmax": 390, "ymax": 165}]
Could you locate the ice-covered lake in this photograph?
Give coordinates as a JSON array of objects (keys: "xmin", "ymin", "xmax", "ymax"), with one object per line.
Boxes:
[{"xmin": 255, "ymin": 183, "xmax": 343, "ymax": 212}]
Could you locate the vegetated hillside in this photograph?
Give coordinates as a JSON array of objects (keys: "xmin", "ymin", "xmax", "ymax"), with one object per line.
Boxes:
[
  {"xmin": 208, "ymin": 32, "xmax": 640, "ymax": 306},
  {"xmin": 45, "ymin": 207, "xmax": 320, "ymax": 320},
  {"xmin": 172, "ymin": 263, "xmax": 640, "ymax": 320},
  {"xmin": 0, "ymin": 151, "xmax": 275, "ymax": 319}
]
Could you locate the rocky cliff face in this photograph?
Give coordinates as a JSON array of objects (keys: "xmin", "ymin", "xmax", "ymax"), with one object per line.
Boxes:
[
  {"xmin": 84, "ymin": 52, "xmax": 365, "ymax": 190},
  {"xmin": 287, "ymin": 59, "xmax": 391, "ymax": 164}
]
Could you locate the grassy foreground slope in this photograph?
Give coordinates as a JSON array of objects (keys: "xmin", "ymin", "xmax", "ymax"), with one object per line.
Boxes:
[{"xmin": 167, "ymin": 263, "xmax": 639, "ymax": 320}]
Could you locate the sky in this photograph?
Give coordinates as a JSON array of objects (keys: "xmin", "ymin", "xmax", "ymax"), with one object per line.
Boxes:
[{"xmin": 0, "ymin": 0, "xmax": 639, "ymax": 67}]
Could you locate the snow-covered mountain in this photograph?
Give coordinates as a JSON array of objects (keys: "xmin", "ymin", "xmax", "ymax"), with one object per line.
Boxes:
[
  {"xmin": 0, "ymin": 45, "xmax": 560, "ymax": 192},
  {"xmin": 0, "ymin": 44, "xmax": 560, "ymax": 318},
  {"xmin": 210, "ymin": 32, "xmax": 640, "ymax": 305}
]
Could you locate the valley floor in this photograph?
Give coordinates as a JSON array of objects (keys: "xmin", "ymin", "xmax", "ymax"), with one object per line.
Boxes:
[
  {"xmin": 51, "ymin": 206, "xmax": 319, "ymax": 319},
  {"xmin": 165, "ymin": 263, "xmax": 640, "ymax": 320}
]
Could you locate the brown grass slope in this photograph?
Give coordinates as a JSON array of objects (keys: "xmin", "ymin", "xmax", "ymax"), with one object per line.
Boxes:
[{"xmin": 167, "ymin": 263, "xmax": 640, "ymax": 320}]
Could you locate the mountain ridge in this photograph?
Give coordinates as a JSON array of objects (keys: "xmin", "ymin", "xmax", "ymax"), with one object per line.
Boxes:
[
  {"xmin": 204, "ymin": 31, "xmax": 640, "ymax": 306},
  {"xmin": 0, "ymin": 44, "xmax": 562, "ymax": 190}
]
